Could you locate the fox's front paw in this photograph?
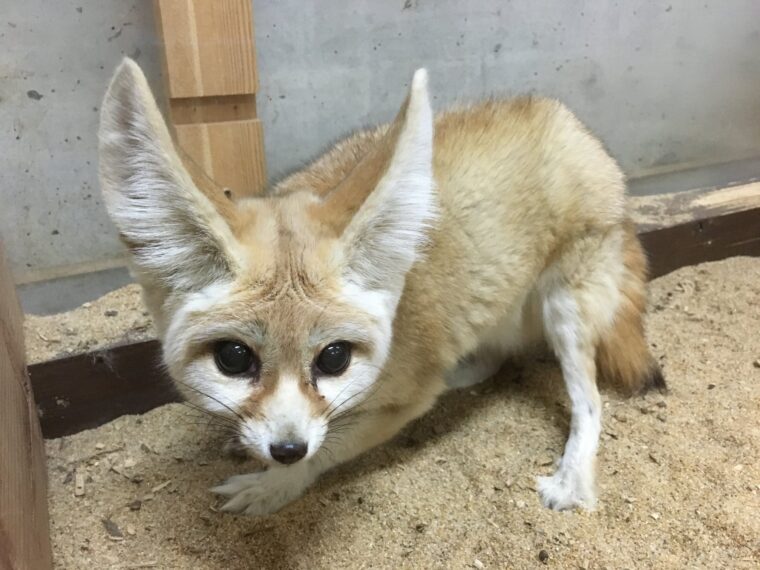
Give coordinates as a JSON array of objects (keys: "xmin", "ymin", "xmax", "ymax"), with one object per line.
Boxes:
[
  {"xmin": 211, "ymin": 466, "xmax": 313, "ymax": 516},
  {"xmin": 536, "ymin": 468, "xmax": 596, "ymax": 511}
]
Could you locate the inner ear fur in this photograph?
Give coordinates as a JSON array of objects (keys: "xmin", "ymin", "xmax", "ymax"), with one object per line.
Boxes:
[
  {"xmin": 315, "ymin": 69, "xmax": 437, "ymax": 291},
  {"xmin": 98, "ymin": 58, "xmax": 244, "ymax": 292}
]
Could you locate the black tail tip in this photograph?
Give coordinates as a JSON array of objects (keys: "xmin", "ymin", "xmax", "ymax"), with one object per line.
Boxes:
[{"xmin": 643, "ymin": 364, "xmax": 668, "ymax": 394}]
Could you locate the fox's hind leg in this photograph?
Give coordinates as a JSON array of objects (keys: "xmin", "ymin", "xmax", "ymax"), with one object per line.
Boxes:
[
  {"xmin": 536, "ymin": 282, "xmax": 602, "ymax": 510},
  {"xmin": 535, "ymin": 227, "xmax": 641, "ymax": 510}
]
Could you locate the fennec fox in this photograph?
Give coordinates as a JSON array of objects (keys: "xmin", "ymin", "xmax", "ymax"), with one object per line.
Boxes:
[{"xmin": 99, "ymin": 59, "xmax": 665, "ymax": 516}]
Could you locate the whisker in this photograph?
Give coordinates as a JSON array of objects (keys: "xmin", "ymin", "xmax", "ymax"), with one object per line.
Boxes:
[
  {"xmin": 324, "ymin": 379, "xmax": 383, "ymax": 422},
  {"xmin": 177, "ymin": 410, "xmax": 236, "ymax": 429},
  {"xmin": 322, "ymin": 376, "xmax": 359, "ymax": 418},
  {"xmin": 179, "ymin": 398, "xmax": 237, "ymax": 422},
  {"xmin": 326, "ymin": 381, "xmax": 383, "ymax": 425},
  {"xmin": 176, "ymin": 422, "xmax": 235, "ymax": 433},
  {"xmin": 178, "ymin": 400, "xmax": 240, "ymax": 430},
  {"xmin": 174, "ymin": 379, "xmax": 246, "ymax": 422},
  {"xmin": 318, "ymin": 382, "xmax": 383, "ymax": 460}
]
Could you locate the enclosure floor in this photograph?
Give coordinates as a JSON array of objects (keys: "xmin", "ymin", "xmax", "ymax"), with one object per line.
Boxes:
[
  {"xmin": 25, "ymin": 283, "xmax": 153, "ymax": 364},
  {"xmin": 43, "ymin": 257, "xmax": 760, "ymax": 569}
]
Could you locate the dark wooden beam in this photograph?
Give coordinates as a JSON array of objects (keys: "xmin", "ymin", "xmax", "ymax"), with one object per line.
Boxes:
[
  {"xmin": 29, "ymin": 339, "xmax": 178, "ymax": 439},
  {"xmin": 640, "ymin": 206, "xmax": 760, "ymax": 279},
  {"xmin": 28, "ymin": 183, "xmax": 760, "ymax": 439},
  {"xmin": 632, "ymin": 181, "xmax": 760, "ymax": 278}
]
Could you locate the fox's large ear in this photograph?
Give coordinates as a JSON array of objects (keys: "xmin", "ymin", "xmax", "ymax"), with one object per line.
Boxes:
[
  {"xmin": 337, "ymin": 69, "xmax": 436, "ymax": 292},
  {"xmin": 98, "ymin": 58, "xmax": 241, "ymax": 292}
]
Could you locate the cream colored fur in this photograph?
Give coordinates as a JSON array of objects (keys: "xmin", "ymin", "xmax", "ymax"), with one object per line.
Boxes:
[{"xmin": 99, "ymin": 59, "xmax": 663, "ymax": 516}]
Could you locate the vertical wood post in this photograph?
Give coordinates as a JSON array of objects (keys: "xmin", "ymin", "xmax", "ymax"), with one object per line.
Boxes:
[
  {"xmin": 0, "ymin": 241, "xmax": 53, "ymax": 570},
  {"xmin": 154, "ymin": 0, "xmax": 266, "ymax": 198}
]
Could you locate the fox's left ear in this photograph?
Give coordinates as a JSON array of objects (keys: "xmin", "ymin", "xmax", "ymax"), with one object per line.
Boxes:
[{"xmin": 336, "ymin": 69, "xmax": 437, "ymax": 293}]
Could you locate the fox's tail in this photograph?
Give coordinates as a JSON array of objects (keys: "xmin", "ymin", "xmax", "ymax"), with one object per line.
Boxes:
[{"xmin": 595, "ymin": 221, "xmax": 666, "ymax": 394}]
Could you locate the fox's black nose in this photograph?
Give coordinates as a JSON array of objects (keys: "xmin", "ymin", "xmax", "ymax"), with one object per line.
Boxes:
[{"xmin": 269, "ymin": 442, "xmax": 308, "ymax": 464}]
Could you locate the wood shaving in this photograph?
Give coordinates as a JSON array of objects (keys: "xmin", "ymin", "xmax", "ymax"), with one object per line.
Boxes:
[{"xmin": 42, "ymin": 257, "xmax": 760, "ymax": 568}]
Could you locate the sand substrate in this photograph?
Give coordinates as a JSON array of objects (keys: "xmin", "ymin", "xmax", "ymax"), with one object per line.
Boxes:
[
  {"xmin": 38, "ymin": 257, "xmax": 760, "ymax": 569},
  {"xmin": 25, "ymin": 283, "xmax": 153, "ymax": 364}
]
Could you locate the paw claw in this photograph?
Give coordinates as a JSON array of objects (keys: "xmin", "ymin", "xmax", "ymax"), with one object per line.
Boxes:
[
  {"xmin": 220, "ymin": 493, "xmax": 264, "ymax": 514},
  {"xmin": 210, "ymin": 484, "xmax": 236, "ymax": 498},
  {"xmin": 210, "ymin": 467, "xmax": 313, "ymax": 516},
  {"xmin": 210, "ymin": 473, "xmax": 260, "ymax": 497}
]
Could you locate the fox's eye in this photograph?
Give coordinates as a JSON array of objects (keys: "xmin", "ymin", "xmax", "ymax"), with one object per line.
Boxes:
[
  {"xmin": 214, "ymin": 341, "xmax": 258, "ymax": 376},
  {"xmin": 315, "ymin": 342, "xmax": 352, "ymax": 376}
]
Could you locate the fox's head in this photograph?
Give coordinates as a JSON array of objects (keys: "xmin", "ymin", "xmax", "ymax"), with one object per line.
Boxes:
[{"xmin": 98, "ymin": 59, "xmax": 436, "ymax": 465}]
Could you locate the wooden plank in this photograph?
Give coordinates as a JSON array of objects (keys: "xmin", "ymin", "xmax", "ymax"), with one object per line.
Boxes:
[
  {"xmin": 630, "ymin": 180, "xmax": 760, "ymax": 231},
  {"xmin": 154, "ymin": 0, "xmax": 258, "ymax": 98},
  {"xmin": 28, "ymin": 340, "xmax": 178, "ymax": 440},
  {"xmin": 170, "ymin": 93, "xmax": 257, "ymax": 125},
  {"xmin": 631, "ymin": 181, "xmax": 760, "ymax": 277},
  {"xmin": 29, "ymin": 184, "xmax": 760, "ymax": 439},
  {"xmin": 154, "ymin": 0, "xmax": 267, "ymax": 197},
  {"xmin": 0, "ymin": 242, "xmax": 53, "ymax": 570},
  {"xmin": 640, "ymin": 206, "xmax": 760, "ymax": 279},
  {"xmin": 174, "ymin": 119, "xmax": 266, "ymax": 197}
]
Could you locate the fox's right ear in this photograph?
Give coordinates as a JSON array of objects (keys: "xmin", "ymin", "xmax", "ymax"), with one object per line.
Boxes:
[{"xmin": 98, "ymin": 59, "xmax": 242, "ymax": 292}]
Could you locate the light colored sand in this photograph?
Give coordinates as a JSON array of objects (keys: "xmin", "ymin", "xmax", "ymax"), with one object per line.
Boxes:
[
  {"xmin": 41, "ymin": 257, "xmax": 760, "ymax": 569},
  {"xmin": 24, "ymin": 283, "xmax": 153, "ymax": 364}
]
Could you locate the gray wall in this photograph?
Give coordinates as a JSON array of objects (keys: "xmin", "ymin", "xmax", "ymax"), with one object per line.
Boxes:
[
  {"xmin": 0, "ymin": 1, "xmax": 162, "ymax": 285},
  {"xmin": 2, "ymin": 0, "xmax": 759, "ymax": 313},
  {"xmin": 255, "ymin": 0, "xmax": 760, "ymax": 183}
]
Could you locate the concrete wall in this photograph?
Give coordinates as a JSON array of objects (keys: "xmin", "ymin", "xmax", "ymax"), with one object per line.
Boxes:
[
  {"xmin": 0, "ymin": 1, "xmax": 162, "ymax": 286},
  {"xmin": 2, "ymin": 0, "xmax": 759, "ymax": 313},
  {"xmin": 254, "ymin": 0, "xmax": 760, "ymax": 183}
]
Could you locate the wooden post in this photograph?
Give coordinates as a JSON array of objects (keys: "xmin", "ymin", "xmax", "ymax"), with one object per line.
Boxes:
[
  {"xmin": 0, "ymin": 241, "xmax": 53, "ymax": 570},
  {"xmin": 154, "ymin": 0, "xmax": 266, "ymax": 198}
]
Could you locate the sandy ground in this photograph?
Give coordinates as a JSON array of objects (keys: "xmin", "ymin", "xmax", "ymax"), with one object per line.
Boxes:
[
  {"xmin": 24, "ymin": 283, "xmax": 153, "ymax": 364},
  {"xmin": 37, "ymin": 257, "xmax": 760, "ymax": 569}
]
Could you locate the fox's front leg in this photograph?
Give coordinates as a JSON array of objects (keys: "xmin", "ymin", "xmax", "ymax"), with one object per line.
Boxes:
[
  {"xmin": 212, "ymin": 403, "xmax": 429, "ymax": 516},
  {"xmin": 211, "ymin": 457, "xmax": 321, "ymax": 516}
]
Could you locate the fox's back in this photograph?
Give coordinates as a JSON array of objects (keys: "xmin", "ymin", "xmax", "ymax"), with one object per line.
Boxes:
[
  {"xmin": 276, "ymin": 96, "xmax": 625, "ymax": 254},
  {"xmin": 272, "ymin": 96, "xmax": 630, "ymax": 370},
  {"xmin": 433, "ymin": 97, "xmax": 626, "ymax": 243},
  {"xmin": 418, "ymin": 97, "xmax": 628, "ymax": 315}
]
